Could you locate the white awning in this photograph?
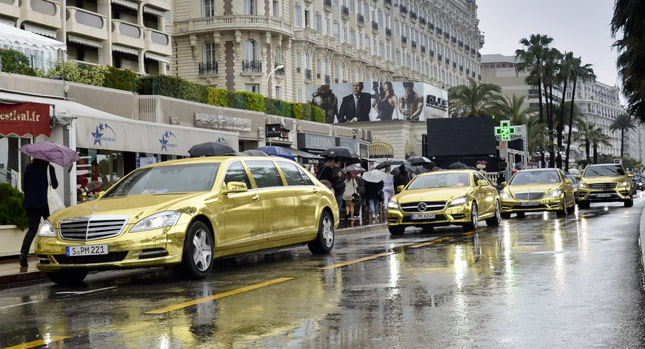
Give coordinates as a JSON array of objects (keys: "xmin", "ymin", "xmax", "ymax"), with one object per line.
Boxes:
[
  {"xmin": 68, "ymin": 34, "xmax": 103, "ymax": 49},
  {"xmin": 143, "ymin": 6, "xmax": 167, "ymax": 17},
  {"xmin": 0, "ymin": 91, "xmax": 239, "ymax": 157},
  {"xmin": 0, "ymin": 17, "xmax": 16, "ymax": 27},
  {"xmin": 112, "ymin": 44, "xmax": 138, "ymax": 55},
  {"xmin": 22, "ymin": 23, "xmax": 58, "ymax": 39},
  {"xmin": 111, "ymin": 0, "xmax": 138, "ymax": 10},
  {"xmin": 0, "ymin": 22, "xmax": 66, "ymax": 50},
  {"xmin": 144, "ymin": 52, "xmax": 170, "ymax": 63}
]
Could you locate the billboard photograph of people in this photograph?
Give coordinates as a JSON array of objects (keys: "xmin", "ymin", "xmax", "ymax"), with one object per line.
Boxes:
[{"xmin": 307, "ymin": 81, "xmax": 448, "ymax": 123}]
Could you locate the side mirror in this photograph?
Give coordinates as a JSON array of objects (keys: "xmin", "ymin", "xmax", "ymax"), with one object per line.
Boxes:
[
  {"xmin": 222, "ymin": 181, "xmax": 248, "ymax": 194},
  {"xmin": 477, "ymin": 180, "xmax": 488, "ymax": 187},
  {"xmin": 575, "ymin": 175, "xmax": 581, "ymax": 180},
  {"xmin": 97, "ymin": 191, "xmax": 106, "ymax": 199},
  {"xmin": 396, "ymin": 185, "xmax": 405, "ymax": 193}
]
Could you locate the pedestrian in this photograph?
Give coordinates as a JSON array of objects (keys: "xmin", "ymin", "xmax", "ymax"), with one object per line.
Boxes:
[
  {"xmin": 332, "ymin": 159, "xmax": 346, "ymax": 215},
  {"xmin": 364, "ymin": 179, "xmax": 384, "ymax": 221},
  {"xmin": 317, "ymin": 157, "xmax": 344, "ymax": 214},
  {"xmin": 354, "ymin": 174, "xmax": 366, "ymax": 221},
  {"xmin": 342, "ymin": 172, "xmax": 359, "ymax": 220},
  {"xmin": 393, "ymin": 165, "xmax": 411, "ymax": 193},
  {"xmin": 382, "ymin": 166, "xmax": 395, "ymax": 210},
  {"xmin": 21, "ymin": 158, "xmax": 57, "ymax": 267}
]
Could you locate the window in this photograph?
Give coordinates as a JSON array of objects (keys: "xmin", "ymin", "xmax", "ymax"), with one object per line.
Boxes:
[
  {"xmin": 245, "ymin": 84, "xmax": 259, "ymax": 93},
  {"xmin": 325, "ymin": 18, "xmax": 330, "ymax": 35},
  {"xmin": 394, "ymin": 20, "xmax": 399, "ymax": 35},
  {"xmin": 275, "ymin": 86, "xmax": 282, "ymax": 99},
  {"xmin": 244, "ymin": 0, "xmax": 256, "ymax": 15},
  {"xmin": 246, "ymin": 161, "xmax": 284, "ymax": 188},
  {"xmin": 342, "ymin": 26, "xmax": 347, "ymax": 43},
  {"xmin": 203, "ymin": 0, "xmax": 214, "ymax": 17},
  {"xmin": 294, "ymin": 6, "xmax": 301, "ymax": 27},
  {"xmin": 244, "ymin": 40, "xmax": 258, "ymax": 61},
  {"xmin": 224, "ymin": 161, "xmax": 251, "ymax": 189},
  {"xmin": 202, "ymin": 42, "xmax": 216, "ymax": 64},
  {"xmin": 377, "ymin": 10, "xmax": 383, "ymax": 27},
  {"xmin": 274, "ymin": 46, "xmax": 281, "ymax": 64},
  {"xmin": 315, "ymin": 15, "xmax": 322, "ymax": 34},
  {"xmin": 277, "ymin": 162, "xmax": 312, "ymax": 186},
  {"xmin": 333, "ymin": 22, "xmax": 339, "ymax": 41},
  {"xmin": 350, "ymin": 29, "xmax": 356, "ymax": 47},
  {"xmin": 304, "ymin": 9, "xmax": 310, "ymax": 28},
  {"xmin": 273, "ymin": 1, "xmax": 279, "ymax": 18}
]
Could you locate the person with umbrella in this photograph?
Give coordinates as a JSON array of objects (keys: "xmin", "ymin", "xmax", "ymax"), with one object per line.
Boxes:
[
  {"xmin": 317, "ymin": 157, "xmax": 345, "ymax": 214},
  {"xmin": 393, "ymin": 164, "xmax": 412, "ymax": 193}
]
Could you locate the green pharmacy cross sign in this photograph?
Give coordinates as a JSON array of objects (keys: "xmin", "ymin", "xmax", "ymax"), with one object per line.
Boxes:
[{"xmin": 495, "ymin": 120, "xmax": 517, "ymax": 141}]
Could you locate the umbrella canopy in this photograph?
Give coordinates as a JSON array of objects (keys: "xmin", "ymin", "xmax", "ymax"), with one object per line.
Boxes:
[
  {"xmin": 391, "ymin": 164, "xmax": 423, "ymax": 176},
  {"xmin": 321, "ymin": 147, "xmax": 360, "ymax": 165},
  {"xmin": 18, "ymin": 142, "xmax": 79, "ymax": 168},
  {"xmin": 375, "ymin": 159, "xmax": 410, "ymax": 170},
  {"xmin": 362, "ymin": 169, "xmax": 388, "ymax": 183},
  {"xmin": 256, "ymin": 146, "xmax": 295, "ymax": 161},
  {"xmin": 188, "ymin": 142, "xmax": 236, "ymax": 157},
  {"xmin": 241, "ymin": 149, "xmax": 268, "ymax": 156},
  {"xmin": 343, "ymin": 164, "xmax": 365, "ymax": 175},
  {"xmin": 407, "ymin": 156, "xmax": 433, "ymax": 165},
  {"xmin": 449, "ymin": 161, "xmax": 468, "ymax": 169}
]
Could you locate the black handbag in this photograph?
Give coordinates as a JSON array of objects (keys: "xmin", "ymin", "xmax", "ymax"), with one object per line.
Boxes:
[{"xmin": 352, "ymin": 193, "xmax": 361, "ymax": 203}]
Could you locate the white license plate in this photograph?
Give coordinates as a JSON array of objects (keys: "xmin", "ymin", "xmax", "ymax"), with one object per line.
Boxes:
[
  {"xmin": 596, "ymin": 193, "xmax": 612, "ymax": 198},
  {"xmin": 66, "ymin": 244, "xmax": 108, "ymax": 257},
  {"xmin": 412, "ymin": 213, "xmax": 436, "ymax": 220},
  {"xmin": 520, "ymin": 201, "xmax": 539, "ymax": 207}
]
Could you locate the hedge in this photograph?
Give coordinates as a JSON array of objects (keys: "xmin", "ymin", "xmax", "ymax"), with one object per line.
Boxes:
[
  {"xmin": 0, "ymin": 49, "xmax": 37, "ymax": 76},
  {"xmin": 265, "ymin": 98, "xmax": 294, "ymax": 118},
  {"xmin": 138, "ymin": 75, "xmax": 209, "ymax": 103},
  {"xmin": 46, "ymin": 61, "xmax": 108, "ymax": 86},
  {"xmin": 0, "ymin": 183, "xmax": 28, "ymax": 230},
  {"xmin": 103, "ymin": 66, "xmax": 137, "ymax": 92},
  {"xmin": 207, "ymin": 88, "xmax": 230, "ymax": 107}
]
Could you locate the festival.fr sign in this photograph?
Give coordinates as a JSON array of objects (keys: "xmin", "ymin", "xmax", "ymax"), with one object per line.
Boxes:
[{"xmin": 0, "ymin": 102, "xmax": 51, "ymax": 137}]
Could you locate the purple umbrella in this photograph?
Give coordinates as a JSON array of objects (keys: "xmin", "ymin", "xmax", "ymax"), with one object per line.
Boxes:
[{"xmin": 19, "ymin": 142, "xmax": 79, "ymax": 168}]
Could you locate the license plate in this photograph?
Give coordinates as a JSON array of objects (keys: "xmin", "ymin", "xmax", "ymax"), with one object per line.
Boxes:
[
  {"xmin": 520, "ymin": 201, "xmax": 539, "ymax": 207},
  {"xmin": 596, "ymin": 193, "xmax": 612, "ymax": 198},
  {"xmin": 412, "ymin": 213, "xmax": 435, "ymax": 220},
  {"xmin": 66, "ymin": 244, "xmax": 108, "ymax": 257}
]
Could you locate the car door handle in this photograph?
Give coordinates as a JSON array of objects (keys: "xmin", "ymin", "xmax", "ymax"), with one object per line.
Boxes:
[
  {"xmin": 251, "ymin": 194, "xmax": 260, "ymax": 201},
  {"xmin": 311, "ymin": 187, "xmax": 318, "ymax": 193}
]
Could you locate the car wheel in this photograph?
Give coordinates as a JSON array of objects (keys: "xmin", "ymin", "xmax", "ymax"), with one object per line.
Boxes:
[
  {"xmin": 578, "ymin": 200, "xmax": 590, "ymax": 209},
  {"xmin": 625, "ymin": 198, "xmax": 634, "ymax": 207},
  {"xmin": 501, "ymin": 212, "xmax": 511, "ymax": 219},
  {"xmin": 47, "ymin": 270, "xmax": 88, "ymax": 286},
  {"xmin": 308, "ymin": 211, "xmax": 335, "ymax": 254},
  {"xmin": 388, "ymin": 225, "xmax": 405, "ymax": 235},
  {"xmin": 177, "ymin": 221, "xmax": 213, "ymax": 279},
  {"xmin": 557, "ymin": 195, "xmax": 568, "ymax": 217},
  {"xmin": 485, "ymin": 201, "xmax": 501, "ymax": 227},
  {"xmin": 463, "ymin": 202, "xmax": 478, "ymax": 231}
]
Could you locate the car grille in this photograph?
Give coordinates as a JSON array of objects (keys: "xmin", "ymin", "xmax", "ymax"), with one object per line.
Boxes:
[
  {"xmin": 53, "ymin": 252, "xmax": 128, "ymax": 264},
  {"xmin": 513, "ymin": 191, "xmax": 545, "ymax": 200},
  {"xmin": 59, "ymin": 215, "xmax": 129, "ymax": 241},
  {"xmin": 400, "ymin": 201, "xmax": 446, "ymax": 213},
  {"xmin": 589, "ymin": 183, "xmax": 618, "ymax": 190}
]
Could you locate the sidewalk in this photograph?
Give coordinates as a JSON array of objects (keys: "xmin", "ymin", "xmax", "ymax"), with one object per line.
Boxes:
[{"xmin": 0, "ymin": 218, "xmax": 386, "ymax": 288}]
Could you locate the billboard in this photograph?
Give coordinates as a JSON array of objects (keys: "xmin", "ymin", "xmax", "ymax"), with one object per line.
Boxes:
[
  {"xmin": 426, "ymin": 117, "xmax": 496, "ymax": 157},
  {"xmin": 306, "ymin": 81, "xmax": 448, "ymax": 124}
]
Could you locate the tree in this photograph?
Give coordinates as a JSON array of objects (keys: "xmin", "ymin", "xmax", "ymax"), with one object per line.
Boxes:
[
  {"xmin": 447, "ymin": 79, "xmax": 503, "ymax": 117},
  {"xmin": 573, "ymin": 120, "xmax": 594, "ymax": 165},
  {"xmin": 589, "ymin": 127, "xmax": 611, "ymax": 164},
  {"xmin": 555, "ymin": 52, "xmax": 573, "ymax": 169},
  {"xmin": 526, "ymin": 115, "xmax": 547, "ymax": 163},
  {"xmin": 609, "ymin": 113, "xmax": 636, "ymax": 157},
  {"xmin": 565, "ymin": 56, "xmax": 595, "ymax": 171},
  {"xmin": 495, "ymin": 94, "xmax": 535, "ymax": 125},
  {"xmin": 515, "ymin": 34, "xmax": 554, "ymax": 125},
  {"xmin": 611, "ymin": 0, "xmax": 645, "ymax": 121},
  {"xmin": 541, "ymin": 47, "xmax": 562, "ymax": 168}
]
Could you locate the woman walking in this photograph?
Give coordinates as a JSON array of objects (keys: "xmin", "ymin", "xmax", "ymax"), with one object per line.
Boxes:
[
  {"xmin": 342, "ymin": 173, "xmax": 359, "ymax": 220},
  {"xmin": 382, "ymin": 165, "xmax": 395, "ymax": 213}
]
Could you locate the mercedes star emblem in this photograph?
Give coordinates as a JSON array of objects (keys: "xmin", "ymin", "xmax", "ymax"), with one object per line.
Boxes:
[{"xmin": 418, "ymin": 202, "xmax": 427, "ymax": 212}]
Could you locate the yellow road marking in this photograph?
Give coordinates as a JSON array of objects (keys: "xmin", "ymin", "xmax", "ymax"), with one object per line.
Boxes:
[
  {"xmin": 320, "ymin": 252, "xmax": 394, "ymax": 270},
  {"xmin": 409, "ymin": 237, "xmax": 453, "ymax": 249},
  {"xmin": 462, "ymin": 226, "xmax": 493, "ymax": 236},
  {"xmin": 5, "ymin": 336, "xmax": 70, "ymax": 349},
  {"xmin": 146, "ymin": 277, "xmax": 293, "ymax": 314}
]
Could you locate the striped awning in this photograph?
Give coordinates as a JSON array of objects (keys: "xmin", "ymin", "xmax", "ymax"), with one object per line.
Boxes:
[
  {"xmin": 143, "ymin": 6, "xmax": 167, "ymax": 17},
  {"xmin": 112, "ymin": 44, "xmax": 138, "ymax": 55},
  {"xmin": 369, "ymin": 142, "xmax": 393, "ymax": 157},
  {"xmin": 144, "ymin": 52, "xmax": 169, "ymax": 63},
  {"xmin": 23, "ymin": 23, "xmax": 57, "ymax": 38},
  {"xmin": 111, "ymin": 0, "xmax": 138, "ymax": 10},
  {"xmin": 68, "ymin": 34, "xmax": 103, "ymax": 49}
]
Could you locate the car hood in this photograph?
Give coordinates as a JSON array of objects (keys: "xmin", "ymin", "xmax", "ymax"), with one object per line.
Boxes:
[
  {"xmin": 395, "ymin": 187, "xmax": 471, "ymax": 203},
  {"xmin": 580, "ymin": 175, "xmax": 629, "ymax": 184},
  {"xmin": 505, "ymin": 183, "xmax": 560, "ymax": 195},
  {"xmin": 49, "ymin": 192, "xmax": 208, "ymax": 224}
]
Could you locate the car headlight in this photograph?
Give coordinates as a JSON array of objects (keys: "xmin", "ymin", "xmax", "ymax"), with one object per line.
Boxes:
[
  {"xmin": 449, "ymin": 196, "xmax": 467, "ymax": 207},
  {"xmin": 619, "ymin": 181, "xmax": 630, "ymax": 187},
  {"xmin": 387, "ymin": 200, "xmax": 399, "ymax": 210},
  {"xmin": 578, "ymin": 182, "xmax": 587, "ymax": 189},
  {"xmin": 500, "ymin": 192, "xmax": 512, "ymax": 199},
  {"xmin": 130, "ymin": 211, "xmax": 182, "ymax": 232},
  {"xmin": 547, "ymin": 189, "xmax": 562, "ymax": 198},
  {"xmin": 38, "ymin": 220, "xmax": 56, "ymax": 237}
]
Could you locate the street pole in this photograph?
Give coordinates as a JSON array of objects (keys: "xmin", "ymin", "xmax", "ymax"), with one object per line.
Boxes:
[{"xmin": 267, "ymin": 64, "xmax": 284, "ymax": 99}]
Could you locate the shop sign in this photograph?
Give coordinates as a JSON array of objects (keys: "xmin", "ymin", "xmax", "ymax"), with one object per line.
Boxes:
[
  {"xmin": 298, "ymin": 133, "xmax": 336, "ymax": 151},
  {"xmin": 90, "ymin": 122, "xmax": 117, "ymax": 146},
  {"xmin": 159, "ymin": 131, "xmax": 178, "ymax": 152},
  {"xmin": 0, "ymin": 102, "xmax": 50, "ymax": 137},
  {"xmin": 194, "ymin": 113, "xmax": 252, "ymax": 132},
  {"xmin": 266, "ymin": 123, "xmax": 290, "ymax": 139}
]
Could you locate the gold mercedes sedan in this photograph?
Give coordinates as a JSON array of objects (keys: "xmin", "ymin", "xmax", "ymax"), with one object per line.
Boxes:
[
  {"xmin": 499, "ymin": 168, "xmax": 576, "ymax": 218},
  {"xmin": 36, "ymin": 157, "xmax": 338, "ymax": 285},
  {"xmin": 577, "ymin": 163, "xmax": 633, "ymax": 208},
  {"xmin": 386, "ymin": 170, "xmax": 501, "ymax": 235}
]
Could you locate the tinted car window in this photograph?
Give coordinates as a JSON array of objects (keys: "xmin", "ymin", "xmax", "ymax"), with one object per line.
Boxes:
[
  {"xmin": 246, "ymin": 160, "xmax": 284, "ymax": 188},
  {"xmin": 277, "ymin": 162, "xmax": 311, "ymax": 186},
  {"xmin": 584, "ymin": 165, "xmax": 625, "ymax": 177},
  {"xmin": 474, "ymin": 172, "xmax": 489, "ymax": 185},
  {"xmin": 408, "ymin": 173, "xmax": 471, "ymax": 189},
  {"xmin": 224, "ymin": 161, "xmax": 251, "ymax": 188},
  {"xmin": 510, "ymin": 170, "xmax": 560, "ymax": 185},
  {"xmin": 105, "ymin": 163, "xmax": 220, "ymax": 197}
]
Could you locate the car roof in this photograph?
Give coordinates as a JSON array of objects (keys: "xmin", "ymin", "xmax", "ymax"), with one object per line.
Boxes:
[
  {"xmin": 139, "ymin": 156, "xmax": 295, "ymax": 169},
  {"xmin": 417, "ymin": 169, "xmax": 479, "ymax": 177}
]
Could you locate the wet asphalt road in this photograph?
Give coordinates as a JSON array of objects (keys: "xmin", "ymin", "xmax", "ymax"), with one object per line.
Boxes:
[{"xmin": 2, "ymin": 197, "xmax": 645, "ymax": 348}]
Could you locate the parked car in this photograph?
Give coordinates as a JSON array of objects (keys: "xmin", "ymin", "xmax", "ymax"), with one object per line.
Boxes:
[
  {"xmin": 633, "ymin": 175, "xmax": 644, "ymax": 191},
  {"xmin": 36, "ymin": 157, "xmax": 339, "ymax": 285},
  {"xmin": 499, "ymin": 168, "xmax": 576, "ymax": 218},
  {"xmin": 565, "ymin": 174, "xmax": 579, "ymax": 201},
  {"xmin": 386, "ymin": 169, "xmax": 501, "ymax": 235},
  {"xmin": 577, "ymin": 163, "xmax": 633, "ymax": 208}
]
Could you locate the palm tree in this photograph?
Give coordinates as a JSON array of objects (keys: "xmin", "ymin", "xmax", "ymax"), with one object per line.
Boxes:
[
  {"xmin": 448, "ymin": 79, "xmax": 503, "ymax": 117},
  {"xmin": 609, "ymin": 113, "xmax": 636, "ymax": 157},
  {"xmin": 494, "ymin": 94, "xmax": 535, "ymax": 124},
  {"xmin": 590, "ymin": 127, "xmax": 611, "ymax": 164},
  {"xmin": 525, "ymin": 115, "xmax": 547, "ymax": 163},
  {"xmin": 555, "ymin": 52, "xmax": 573, "ymax": 169},
  {"xmin": 542, "ymin": 47, "xmax": 562, "ymax": 168},
  {"xmin": 565, "ymin": 56, "xmax": 595, "ymax": 171},
  {"xmin": 515, "ymin": 34, "xmax": 554, "ymax": 125},
  {"xmin": 573, "ymin": 120, "xmax": 594, "ymax": 165},
  {"xmin": 612, "ymin": 0, "xmax": 645, "ymax": 121}
]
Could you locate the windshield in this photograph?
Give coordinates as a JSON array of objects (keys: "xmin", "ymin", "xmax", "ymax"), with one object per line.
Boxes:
[
  {"xmin": 407, "ymin": 173, "xmax": 471, "ymax": 190},
  {"xmin": 583, "ymin": 165, "xmax": 625, "ymax": 177},
  {"xmin": 510, "ymin": 170, "xmax": 560, "ymax": 185},
  {"xmin": 104, "ymin": 163, "xmax": 220, "ymax": 197}
]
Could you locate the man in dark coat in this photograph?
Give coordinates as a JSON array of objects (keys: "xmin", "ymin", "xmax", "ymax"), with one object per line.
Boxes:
[
  {"xmin": 21, "ymin": 159, "xmax": 57, "ymax": 266},
  {"xmin": 393, "ymin": 165, "xmax": 412, "ymax": 193},
  {"xmin": 317, "ymin": 157, "xmax": 345, "ymax": 213},
  {"xmin": 337, "ymin": 82, "xmax": 372, "ymax": 122}
]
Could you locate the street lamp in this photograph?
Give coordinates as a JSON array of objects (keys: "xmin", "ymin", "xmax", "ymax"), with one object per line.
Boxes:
[{"xmin": 267, "ymin": 64, "xmax": 284, "ymax": 98}]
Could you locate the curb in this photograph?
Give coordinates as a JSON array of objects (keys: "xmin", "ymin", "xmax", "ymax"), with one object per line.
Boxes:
[{"xmin": 337, "ymin": 223, "xmax": 386, "ymax": 236}]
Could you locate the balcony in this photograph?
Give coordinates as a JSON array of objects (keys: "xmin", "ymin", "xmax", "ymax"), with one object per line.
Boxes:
[
  {"xmin": 429, "ymin": 23, "xmax": 435, "ymax": 31},
  {"xmin": 357, "ymin": 14, "xmax": 364, "ymax": 26},
  {"xmin": 66, "ymin": 7, "xmax": 107, "ymax": 40},
  {"xmin": 444, "ymin": 33, "xmax": 450, "ymax": 40},
  {"xmin": 199, "ymin": 62, "xmax": 218, "ymax": 75},
  {"xmin": 112, "ymin": 19, "xmax": 143, "ymax": 49},
  {"xmin": 384, "ymin": 0, "xmax": 392, "ymax": 7},
  {"xmin": 438, "ymin": 54, "xmax": 442, "ymax": 61},
  {"xmin": 430, "ymin": 50, "xmax": 434, "ymax": 57},
  {"xmin": 323, "ymin": 0, "xmax": 332, "ymax": 11},
  {"xmin": 458, "ymin": 40, "xmax": 463, "ymax": 48},
  {"xmin": 305, "ymin": 68, "xmax": 312, "ymax": 81},
  {"xmin": 409, "ymin": 11, "xmax": 417, "ymax": 21},
  {"xmin": 342, "ymin": 6, "xmax": 349, "ymax": 18},
  {"xmin": 371, "ymin": 21, "xmax": 378, "ymax": 32},
  {"xmin": 437, "ymin": 27, "xmax": 442, "ymax": 35},
  {"xmin": 243, "ymin": 60, "xmax": 262, "ymax": 73},
  {"xmin": 451, "ymin": 36, "xmax": 457, "ymax": 44},
  {"xmin": 0, "ymin": 0, "xmax": 19, "ymax": 22},
  {"xmin": 421, "ymin": 46, "xmax": 426, "ymax": 54},
  {"xmin": 385, "ymin": 28, "xmax": 391, "ymax": 37},
  {"xmin": 274, "ymin": 63, "xmax": 284, "ymax": 76},
  {"xmin": 411, "ymin": 41, "xmax": 417, "ymax": 50},
  {"xmin": 145, "ymin": 28, "xmax": 171, "ymax": 55},
  {"xmin": 399, "ymin": 5, "xmax": 407, "ymax": 15},
  {"xmin": 176, "ymin": 15, "xmax": 292, "ymax": 37},
  {"xmin": 419, "ymin": 17, "xmax": 426, "ymax": 27},
  {"xmin": 465, "ymin": 44, "xmax": 470, "ymax": 51},
  {"xmin": 21, "ymin": 0, "xmax": 61, "ymax": 29},
  {"xmin": 401, "ymin": 36, "xmax": 407, "ymax": 45}
]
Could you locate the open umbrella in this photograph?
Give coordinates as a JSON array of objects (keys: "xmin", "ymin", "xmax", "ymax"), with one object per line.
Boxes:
[
  {"xmin": 391, "ymin": 164, "xmax": 423, "ymax": 176},
  {"xmin": 321, "ymin": 146, "xmax": 360, "ymax": 165},
  {"xmin": 362, "ymin": 169, "xmax": 388, "ymax": 183},
  {"xmin": 256, "ymin": 146, "xmax": 295, "ymax": 161},
  {"xmin": 407, "ymin": 157, "xmax": 432, "ymax": 166},
  {"xmin": 188, "ymin": 142, "xmax": 236, "ymax": 157},
  {"xmin": 241, "ymin": 149, "xmax": 268, "ymax": 156},
  {"xmin": 449, "ymin": 161, "xmax": 468, "ymax": 169},
  {"xmin": 343, "ymin": 164, "xmax": 365, "ymax": 175},
  {"xmin": 19, "ymin": 142, "xmax": 79, "ymax": 168},
  {"xmin": 375, "ymin": 159, "xmax": 410, "ymax": 170}
]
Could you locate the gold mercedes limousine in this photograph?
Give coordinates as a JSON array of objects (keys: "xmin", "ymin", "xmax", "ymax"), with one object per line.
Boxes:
[{"xmin": 36, "ymin": 156, "xmax": 339, "ymax": 285}]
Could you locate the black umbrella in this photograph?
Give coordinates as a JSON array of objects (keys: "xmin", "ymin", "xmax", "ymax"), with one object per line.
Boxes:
[
  {"xmin": 375, "ymin": 159, "xmax": 410, "ymax": 170},
  {"xmin": 448, "ymin": 161, "xmax": 468, "ymax": 169},
  {"xmin": 321, "ymin": 146, "xmax": 360, "ymax": 165},
  {"xmin": 188, "ymin": 142, "xmax": 236, "ymax": 157},
  {"xmin": 391, "ymin": 164, "xmax": 423, "ymax": 176},
  {"xmin": 241, "ymin": 149, "xmax": 268, "ymax": 156},
  {"xmin": 407, "ymin": 156, "xmax": 433, "ymax": 166}
]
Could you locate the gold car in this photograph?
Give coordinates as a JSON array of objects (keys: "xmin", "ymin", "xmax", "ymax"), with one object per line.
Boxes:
[
  {"xmin": 499, "ymin": 168, "xmax": 576, "ymax": 218},
  {"xmin": 577, "ymin": 163, "xmax": 633, "ymax": 208},
  {"xmin": 36, "ymin": 157, "xmax": 338, "ymax": 285},
  {"xmin": 386, "ymin": 170, "xmax": 501, "ymax": 235}
]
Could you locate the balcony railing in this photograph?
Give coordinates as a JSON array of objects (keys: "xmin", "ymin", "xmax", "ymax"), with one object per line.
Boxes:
[
  {"xmin": 410, "ymin": 11, "xmax": 417, "ymax": 21},
  {"xmin": 31, "ymin": 0, "xmax": 56, "ymax": 16},
  {"xmin": 385, "ymin": 28, "xmax": 391, "ymax": 37},
  {"xmin": 275, "ymin": 63, "xmax": 284, "ymax": 75},
  {"xmin": 323, "ymin": 0, "xmax": 331, "ymax": 10},
  {"xmin": 305, "ymin": 68, "xmax": 312, "ymax": 80},
  {"xmin": 357, "ymin": 14, "xmax": 364, "ymax": 26},
  {"xmin": 243, "ymin": 60, "xmax": 262, "ymax": 73},
  {"xmin": 399, "ymin": 5, "xmax": 407, "ymax": 14},
  {"xmin": 371, "ymin": 21, "xmax": 378, "ymax": 32},
  {"xmin": 119, "ymin": 21, "xmax": 141, "ymax": 38},
  {"xmin": 411, "ymin": 41, "xmax": 417, "ymax": 50},
  {"xmin": 199, "ymin": 62, "xmax": 218, "ymax": 75},
  {"xmin": 429, "ymin": 23, "xmax": 435, "ymax": 31},
  {"xmin": 71, "ymin": 8, "xmax": 103, "ymax": 29},
  {"xmin": 437, "ymin": 27, "xmax": 442, "ymax": 35},
  {"xmin": 384, "ymin": 0, "xmax": 392, "ymax": 7},
  {"xmin": 341, "ymin": 6, "xmax": 349, "ymax": 17},
  {"xmin": 401, "ymin": 36, "xmax": 407, "ymax": 45},
  {"xmin": 149, "ymin": 29, "xmax": 169, "ymax": 46},
  {"xmin": 419, "ymin": 17, "xmax": 426, "ymax": 26},
  {"xmin": 421, "ymin": 46, "xmax": 426, "ymax": 54}
]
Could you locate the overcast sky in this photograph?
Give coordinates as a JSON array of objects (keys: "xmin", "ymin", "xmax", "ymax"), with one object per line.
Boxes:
[{"xmin": 476, "ymin": 0, "xmax": 619, "ymax": 87}]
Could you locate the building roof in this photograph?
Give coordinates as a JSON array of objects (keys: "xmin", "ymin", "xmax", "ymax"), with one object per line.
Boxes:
[{"xmin": 481, "ymin": 54, "xmax": 520, "ymax": 64}]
